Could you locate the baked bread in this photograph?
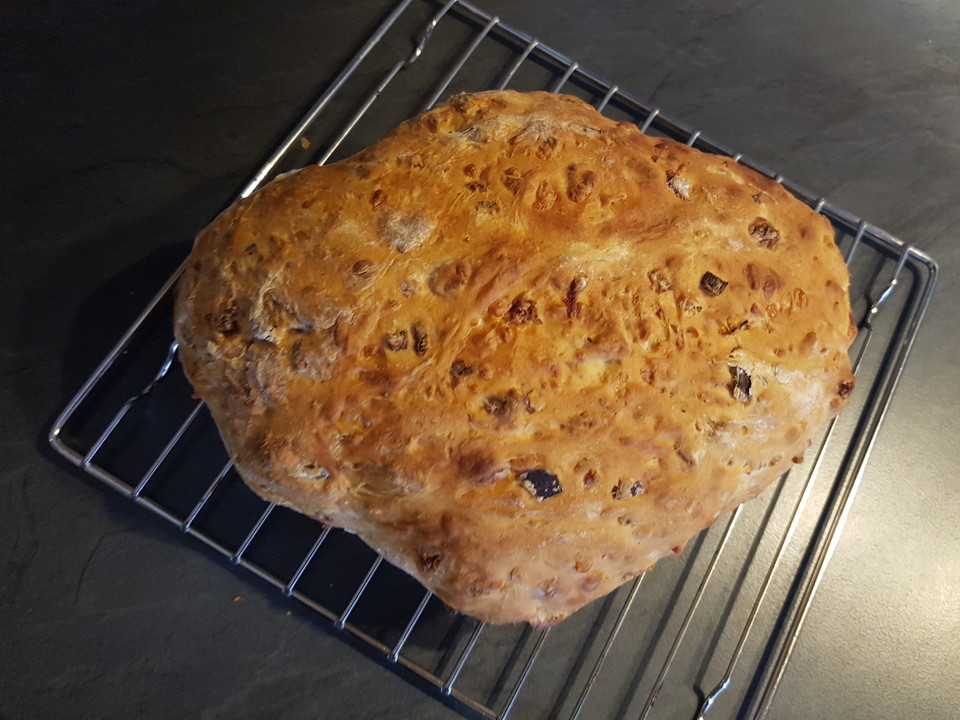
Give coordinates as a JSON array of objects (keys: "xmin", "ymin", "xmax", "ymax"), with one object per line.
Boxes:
[{"xmin": 174, "ymin": 90, "xmax": 856, "ymax": 625}]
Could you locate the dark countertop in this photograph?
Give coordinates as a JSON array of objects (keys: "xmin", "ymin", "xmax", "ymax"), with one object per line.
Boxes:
[{"xmin": 3, "ymin": 1, "xmax": 958, "ymax": 718}]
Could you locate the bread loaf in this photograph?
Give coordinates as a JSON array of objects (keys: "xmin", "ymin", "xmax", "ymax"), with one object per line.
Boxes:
[{"xmin": 174, "ymin": 90, "xmax": 856, "ymax": 625}]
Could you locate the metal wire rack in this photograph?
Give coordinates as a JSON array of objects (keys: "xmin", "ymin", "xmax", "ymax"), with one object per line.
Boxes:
[{"xmin": 49, "ymin": 1, "xmax": 938, "ymax": 718}]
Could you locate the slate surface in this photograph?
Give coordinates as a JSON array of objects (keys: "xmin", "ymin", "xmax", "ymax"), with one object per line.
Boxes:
[{"xmin": 2, "ymin": 1, "xmax": 958, "ymax": 718}]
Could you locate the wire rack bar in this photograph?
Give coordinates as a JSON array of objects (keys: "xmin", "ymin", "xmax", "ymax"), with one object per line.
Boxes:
[
  {"xmin": 494, "ymin": 37, "xmax": 539, "ymax": 90},
  {"xmin": 133, "ymin": 400, "xmax": 204, "ymax": 497},
  {"xmin": 237, "ymin": 557, "xmax": 287, "ymax": 591},
  {"xmin": 639, "ymin": 108, "xmax": 661, "ymax": 133},
  {"xmin": 844, "ymin": 221, "xmax": 868, "ymax": 265},
  {"xmin": 639, "ymin": 506, "xmax": 744, "ymax": 719},
  {"xmin": 284, "ymin": 525, "xmax": 333, "ymax": 596},
  {"xmin": 499, "ymin": 628, "xmax": 551, "ymax": 720},
  {"xmin": 568, "ymin": 574, "xmax": 645, "ymax": 720},
  {"xmin": 49, "ymin": 282, "xmax": 183, "ymax": 465},
  {"xmin": 594, "ymin": 84, "xmax": 619, "ymax": 113},
  {"xmin": 316, "ymin": 61, "xmax": 407, "ymax": 166},
  {"xmin": 749, "ymin": 257, "xmax": 937, "ymax": 720},
  {"xmin": 181, "ymin": 460, "xmax": 234, "ymax": 531},
  {"xmin": 443, "ymin": 621, "xmax": 485, "ymax": 695},
  {"xmin": 548, "ymin": 61, "xmax": 579, "ymax": 93},
  {"xmin": 390, "ymin": 589, "xmax": 434, "ymax": 661},
  {"xmin": 292, "ymin": 590, "xmax": 339, "ymax": 625},
  {"xmin": 232, "ymin": 503, "xmax": 275, "ymax": 563},
  {"xmin": 697, "ymin": 460, "xmax": 828, "ymax": 717},
  {"xmin": 80, "ymin": 341, "xmax": 181, "ymax": 470},
  {"xmin": 183, "ymin": 524, "xmax": 232, "ymax": 559},
  {"xmin": 316, "ymin": 0, "xmax": 462, "ymax": 166},
  {"xmin": 420, "ymin": 12, "xmax": 500, "ymax": 111},
  {"xmin": 133, "ymin": 495, "xmax": 183, "ymax": 526},
  {"xmin": 692, "ymin": 316, "xmax": 878, "ymax": 717},
  {"xmin": 868, "ymin": 244, "xmax": 911, "ymax": 318},
  {"xmin": 82, "ymin": 407, "xmax": 131, "ymax": 468},
  {"xmin": 238, "ymin": 0, "xmax": 417, "ymax": 197},
  {"xmin": 337, "ymin": 555, "xmax": 384, "ymax": 628}
]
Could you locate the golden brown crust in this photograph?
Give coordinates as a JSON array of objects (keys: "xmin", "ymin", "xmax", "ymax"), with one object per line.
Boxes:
[{"xmin": 174, "ymin": 90, "xmax": 856, "ymax": 625}]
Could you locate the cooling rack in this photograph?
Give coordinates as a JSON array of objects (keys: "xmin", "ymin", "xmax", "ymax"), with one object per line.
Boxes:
[{"xmin": 49, "ymin": 1, "xmax": 938, "ymax": 718}]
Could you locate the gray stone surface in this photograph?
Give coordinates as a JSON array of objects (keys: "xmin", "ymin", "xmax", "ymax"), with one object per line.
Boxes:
[{"xmin": 2, "ymin": 1, "xmax": 958, "ymax": 718}]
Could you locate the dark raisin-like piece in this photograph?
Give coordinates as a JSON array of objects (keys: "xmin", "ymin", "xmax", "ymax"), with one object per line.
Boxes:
[
  {"xmin": 838, "ymin": 379, "xmax": 854, "ymax": 398},
  {"xmin": 583, "ymin": 469, "xmax": 599, "ymax": 488},
  {"xmin": 506, "ymin": 296, "xmax": 538, "ymax": 324},
  {"xmin": 749, "ymin": 218, "xmax": 780, "ymax": 248},
  {"xmin": 730, "ymin": 366, "xmax": 752, "ymax": 402},
  {"xmin": 411, "ymin": 323, "xmax": 428, "ymax": 356},
  {"xmin": 520, "ymin": 469, "xmax": 563, "ymax": 502},
  {"xmin": 420, "ymin": 552, "xmax": 443, "ymax": 573},
  {"xmin": 370, "ymin": 189, "xmax": 385, "ymax": 208},
  {"xmin": 384, "ymin": 330, "xmax": 408, "ymax": 351},
  {"xmin": 566, "ymin": 277, "xmax": 587, "ymax": 318},
  {"xmin": 700, "ymin": 271, "xmax": 728, "ymax": 297}
]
